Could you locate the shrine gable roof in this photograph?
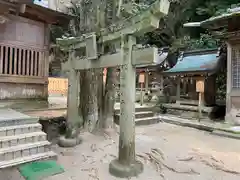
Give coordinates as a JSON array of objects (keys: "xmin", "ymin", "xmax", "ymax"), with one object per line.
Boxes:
[
  {"xmin": 200, "ymin": 7, "xmax": 240, "ymax": 30},
  {"xmin": 0, "ymin": 0, "xmax": 73, "ymax": 25},
  {"xmin": 163, "ymin": 48, "xmax": 223, "ymax": 76}
]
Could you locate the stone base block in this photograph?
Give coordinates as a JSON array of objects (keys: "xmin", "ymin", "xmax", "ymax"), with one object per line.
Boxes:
[{"xmin": 109, "ymin": 159, "xmax": 143, "ymax": 178}]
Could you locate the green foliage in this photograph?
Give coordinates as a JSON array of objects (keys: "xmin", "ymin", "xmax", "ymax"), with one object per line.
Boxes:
[
  {"xmin": 171, "ymin": 33, "xmax": 219, "ymax": 52},
  {"xmin": 121, "ymin": 2, "xmax": 149, "ymax": 16},
  {"xmin": 140, "ymin": 0, "xmax": 240, "ymax": 51},
  {"xmin": 196, "ymin": 1, "xmax": 240, "ymax": 16}
]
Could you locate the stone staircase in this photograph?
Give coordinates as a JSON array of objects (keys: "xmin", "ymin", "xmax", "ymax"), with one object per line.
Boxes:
[
  {"xmin": 114, "ymin": 106, "xmax": 160, "ymax": 126},
  {"xmin": 0, "ymin": 108, "xmax": 57, "ymax": 169}
]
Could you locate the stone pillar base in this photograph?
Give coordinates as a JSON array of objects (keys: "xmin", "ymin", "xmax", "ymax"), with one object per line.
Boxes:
[
  {"xmin": 109, "ymin": 159, "xmax": 143, "ymax": 178},
  {"xmin": 58, "ymin": 135, "xmax": 82, "ymax": 148},
  {"xmin": 225, "ymin": 112, "xmax": 240, "ymax": 126}
]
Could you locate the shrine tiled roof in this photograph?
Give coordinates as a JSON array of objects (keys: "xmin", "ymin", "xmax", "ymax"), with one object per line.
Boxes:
[
  {"xmin": 183, "ymin": 7, "xmax": 240, "ymax": 30},
  {"xmin": 163, "ymin": 49, "xmax": 221, "ymax": 75},
  {"xmin": 200, "ymin": 7, "xmax": 240, "ymax": 29}
]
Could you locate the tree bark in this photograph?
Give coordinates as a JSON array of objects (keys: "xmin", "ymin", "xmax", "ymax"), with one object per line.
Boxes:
[
  {"xmin": 81, "ymin": 70, "xmax": 99, "ymax": 132},
  {"xmin": 102, "ymin": 67, "xmax": 117, "ymax": 129},
  {"xmin": 75, "ymin": 0, "xmax": 118, "ymax": 133},
  {"xmin": 99, "ymin": 0, "xmax": 118, "ymax": 130}
]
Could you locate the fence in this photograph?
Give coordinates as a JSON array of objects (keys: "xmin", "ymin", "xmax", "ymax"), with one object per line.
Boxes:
[{"xmin": 48, "ymin": 77, "xmax": 68, "ymax": 95}]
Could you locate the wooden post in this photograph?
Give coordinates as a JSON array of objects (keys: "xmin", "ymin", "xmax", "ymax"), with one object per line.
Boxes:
[
  {"xmin": 176, "ymin": 77, "xmax": 181, "ymax": 104},
  {"xmin": 23, "ymin": 49, "xmax": 26, "ymax": 75},
  {"xmin": 18, "ymin": 49, "xmax": 22, "ymax": 75},
  {"xmin": 109, "ymin": 35, "xmax": 143, "ymax": 178},
  {"xmin": 145, "ymin": 71, "xmax": 149, "ymax": 92},
  {"xmin": 4, "ymin": 46, "xmax": 8, "ymax": 74},
  {"xmin": 196, "ymin": 77, "xmax": 205, "ymax": 121},
  {"xmin": 26, "ymin": 49, "xmax": 30, "ymax": 75},
  {"xmin": 140, "ymin": 83, "xmax": 144, "ymax": 106},
  {"xmin": 139, "ymin": 73, "xmax": 145, "ymax": 106},
  {"xmin": 198, "ymin": 92, "xmax": 203, "ymax": 121},
  {"xmin": 183, "ymin": 79, "xmax": 187, "ymax": 94},
  {"xmin": 9, "ymin": 47, "xmax": 13, "ymax": 74},
  {"xmin": 0, "ymin": 46, "xmax": 3, "ymax": 74},
  {"xmin": 14, "ymin": 47, "xmax": 17, "ymax": 75}
]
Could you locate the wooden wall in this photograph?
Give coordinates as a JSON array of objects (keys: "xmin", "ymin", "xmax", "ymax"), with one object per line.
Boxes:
[{"xmin": 0, "ymin": 14, "xmax": 49, "ymax": 99}]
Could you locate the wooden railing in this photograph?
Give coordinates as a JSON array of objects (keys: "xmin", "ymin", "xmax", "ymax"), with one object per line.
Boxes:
[
  {"xmin": 0, "ymin": 43, "xmax": 46, "ymax": 76},
  {"xmin": 0, "ymin": 43, "xmax": 48, "ymax": 84},
  {"xmin": 48, "ymin": 77, "xmax": 68, "ymax": 95}
]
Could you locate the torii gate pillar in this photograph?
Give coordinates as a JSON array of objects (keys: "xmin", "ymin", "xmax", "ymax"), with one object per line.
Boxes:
[{"xmin": 109, "ymin": 35, "xmax": 143, "ymax": 177}]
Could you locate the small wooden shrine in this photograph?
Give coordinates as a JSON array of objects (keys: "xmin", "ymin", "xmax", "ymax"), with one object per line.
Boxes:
[
  {"xmin": 200, "ymin": 7, "xmax": 240, "ymax": 124},
  {"xmin": 0, "ymin": 0, "xmax": 71, "ymax": 100},
  {"xmin": 163, "ymin": 48, "xmax": 226, "ymax": 106}
]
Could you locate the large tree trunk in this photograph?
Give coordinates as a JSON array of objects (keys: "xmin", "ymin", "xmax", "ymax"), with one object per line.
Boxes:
[
  {"xmin": 76, "ymin": 0, "xmax": 100, "ymax": 133},
  {"xmin": 99, "ymin": 0, "xmax": 118, "ymax": 130},
  {"xmin": 83, "ymin": 70, "xmax": 99, "ymax": 132},
  {"xmin": 102, "ymin": 67, "xmax": 117, "ymax": 129},
  {"xmin": 74, "ymin": 0, "xmax": 117, "ymax": 133}
]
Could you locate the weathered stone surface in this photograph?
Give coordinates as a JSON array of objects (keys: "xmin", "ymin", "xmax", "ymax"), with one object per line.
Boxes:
[
  {"xmin": 109, "ymin": 159, "xmax": 143, "ymax": 178},
  {"xmin": 58, "ymin": 135, "xmax": 82, "ymax": 148}
]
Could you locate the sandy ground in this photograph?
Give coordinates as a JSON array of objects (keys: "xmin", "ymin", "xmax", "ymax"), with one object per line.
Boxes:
[
  {"xmin": 2, "ymin": 122, "xmax": 240, "ymax": 180},
  {"xmin": 47, "ymin": 123, "xmax": 240, "ymax": 180}
]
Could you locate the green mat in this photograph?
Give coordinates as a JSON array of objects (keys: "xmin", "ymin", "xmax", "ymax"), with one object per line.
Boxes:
[{"xmin": 19, "ymin": 160, "xmax": 64, "ymax": 180}]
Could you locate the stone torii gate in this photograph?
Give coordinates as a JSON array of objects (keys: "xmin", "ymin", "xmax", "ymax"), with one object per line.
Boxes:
[{"xmin": 57, "ymin": 0, "xmax": 170, "ymax": 178}]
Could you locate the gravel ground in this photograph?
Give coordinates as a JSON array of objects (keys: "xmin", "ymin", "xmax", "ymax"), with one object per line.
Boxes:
[{"xmin": 2, "ymin": 123, "xmax": 240, "ymax": 180}]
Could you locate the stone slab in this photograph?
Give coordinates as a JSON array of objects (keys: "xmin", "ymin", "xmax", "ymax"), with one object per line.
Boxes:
[
  {"xmin": 211, "ymin": 130, "xmax": 240, "ymax": 140},
  {"xmin": 228, "ymin": 126, "xmax": 240, "ymax": 133},
  {"xmin": 159, "ymin": 115, "xmax": 214, "ymax": 132},
  {"xmin": 159, "ymin": 114, "xmax": 240, "ymax": 140},
  {"xmin": 0, "ymin": 109, "xmax": 31, "ymax": 121}
]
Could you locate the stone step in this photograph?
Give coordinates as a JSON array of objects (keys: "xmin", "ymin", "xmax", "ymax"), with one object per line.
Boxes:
[
  {"xmin": 135, "ymin": 116, "xmax": 161, "ymax": 126},
  {"xmin": 115, "ymin": 111, "xmax": 154, "ymax": 118},
  {"xmin": 0, "ymin": 132, "xmax": 46, "ymax": 148},
  {"xmin": 0, "ymin": 141, "xmax": 51, "ymax": 161},
  {"xmin": 114, "ymin": 111, "xmax": 154, "ymax": 122},
  {"xmin": 0, "ymin": 151, "xmax": 57, "ymax": 169},
  {"xmin": 0, "ymin": 117, "xmax": 39, "ymax": 127},
  {"xmin": 0, "ymin": 108, "xmax": 39, "ymax": 127},
  {"xmin": 114, "ymin": 106, "xmax": 153, "ymax": 114},
  {"xmin": 0, "ymin": 123, "xmax": 42, "ymax": 137},
  {"xmin": 114, "ymin": 116, "xmax": 161, "ymax": 126}
]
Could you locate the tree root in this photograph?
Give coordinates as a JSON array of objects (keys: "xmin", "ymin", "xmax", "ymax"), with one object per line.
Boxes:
[
  {"xmin": 137, "ymin": 148, "xmax": 200, "ymax": 177},
  {"xmin": 200, "ymin": 159, "xmax": 240, "ymax": 175},
  {"xmin": 178, "ymin": 156, "xmax": 194, "ymax": 162},
  {"xmin": 191, "ymin": 151, "xmax": 240, "ymax": 175},
  {"xmin": 138, "ymin": 148, "xmax": 240, "ymax": 177}
]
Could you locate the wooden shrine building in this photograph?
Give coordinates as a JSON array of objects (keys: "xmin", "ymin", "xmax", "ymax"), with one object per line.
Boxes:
[
  {"xmin": 0, "ymin": 0, "xmax": 71, "ymax": 100},
  {"xmin": 136, "ymin": 47, "xmax": 169, "ymax": 92},
  {"xmin": 199, "ymin": 7, "xmax": 240, "ymax": 124},
  {"xmin": 163, "ymin": 48, "xmax": 226, "ymax": 106}
]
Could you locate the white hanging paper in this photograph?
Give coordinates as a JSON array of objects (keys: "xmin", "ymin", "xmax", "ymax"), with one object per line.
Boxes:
[{"xmin": 34, "ymin": 0, "xmax": 49, "ymax": 8}]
